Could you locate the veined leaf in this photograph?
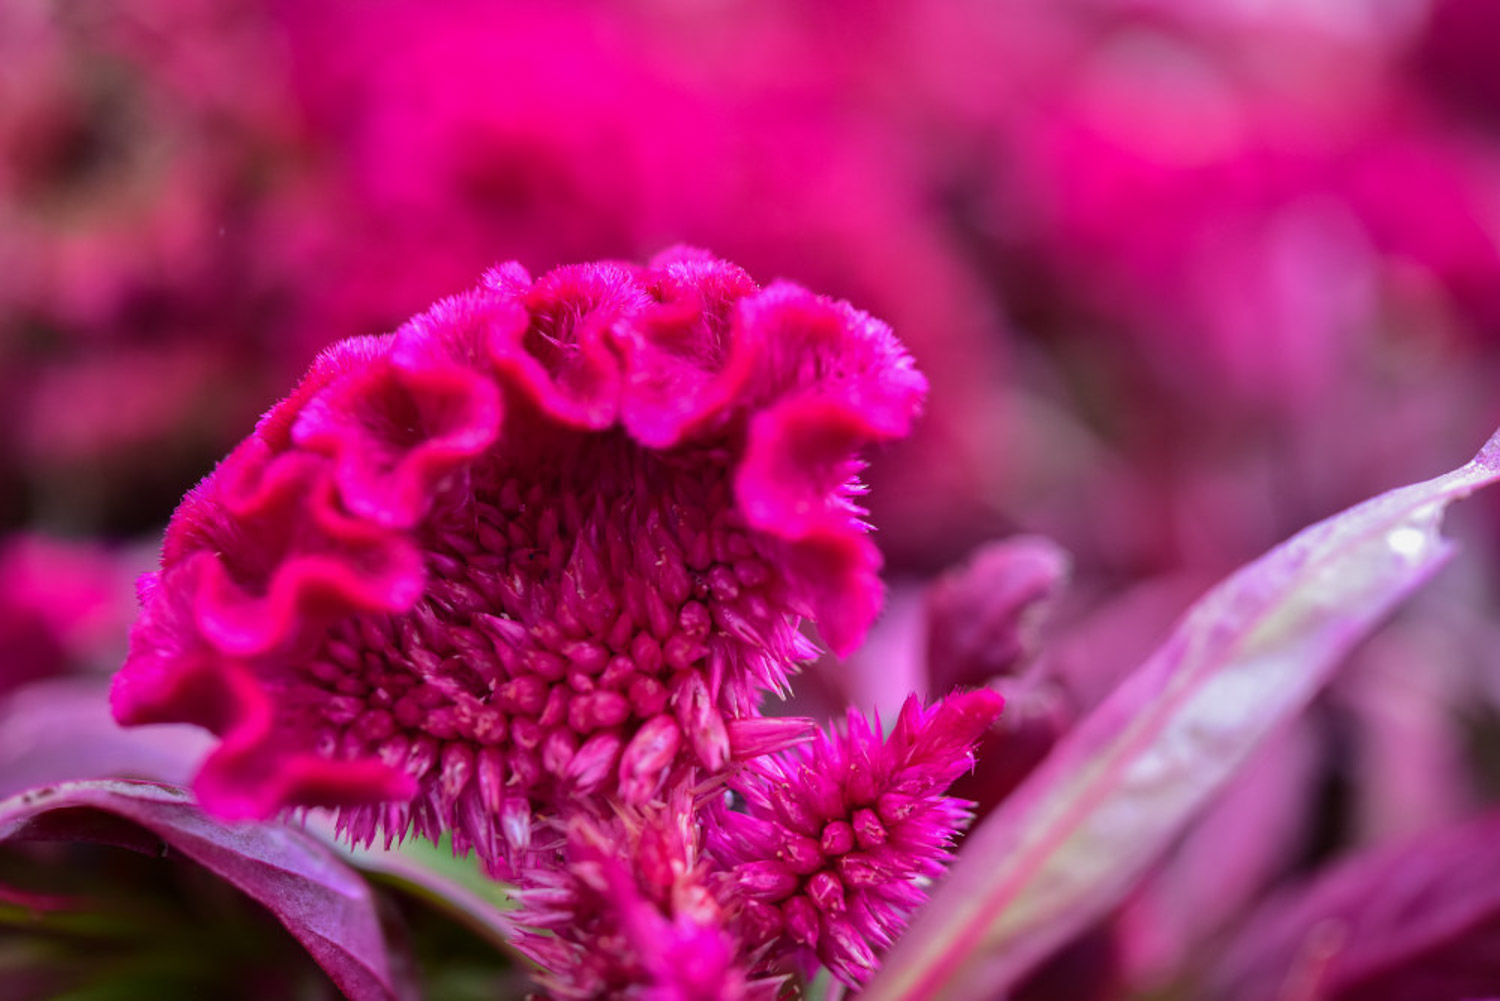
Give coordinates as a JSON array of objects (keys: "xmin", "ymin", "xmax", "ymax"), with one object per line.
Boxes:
[
  {"xmin": 863, "ymin": 428, "xmax": 1500, "ymax": 1001},
  {"xmin": 0, "ymin": 779, "xmax": 412, "ymax": 1001}
]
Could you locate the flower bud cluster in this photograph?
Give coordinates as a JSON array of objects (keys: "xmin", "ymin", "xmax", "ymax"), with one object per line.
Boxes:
[{"xmin": 710, "ymin": 691, "xmax": 1005, "ymax": 986}]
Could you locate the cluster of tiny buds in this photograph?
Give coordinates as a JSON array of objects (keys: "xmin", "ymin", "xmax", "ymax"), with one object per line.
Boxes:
[
  {"xmin": 308, "ymin": 449, "xmax": 819, "ymax": 869},
  {"xmin": 110, "ymin": 248, "xmax": 944, "ymax": 994},
  {"xmin": 709, "ymin": 691, "xmax": 1003, "ymax": 985}
]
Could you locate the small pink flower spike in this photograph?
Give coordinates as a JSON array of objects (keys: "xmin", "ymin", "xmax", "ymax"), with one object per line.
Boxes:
[
  {"xmin": 711, "ymin": 689, "xmax": 1004, "ymax": 987},
  {"xmin": 511, "ymin": 794, "xmax": 785, "ymax": 1001},
  {"xmin": 110, "ymin": 248, "xmax": 925, "ymax": 871}
]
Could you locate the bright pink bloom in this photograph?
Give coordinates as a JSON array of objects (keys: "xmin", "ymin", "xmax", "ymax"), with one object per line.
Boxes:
[
  {"xmin": 512, "ymin": 793, "xmax": 783, "ymax": 1001},
  {"xmin": 710, "ymin": 689, "xmax": 1004, "ymax": 986},
  {"xmin": 111, "ymin": 248, "xmax": 925, "ymax": 869}
]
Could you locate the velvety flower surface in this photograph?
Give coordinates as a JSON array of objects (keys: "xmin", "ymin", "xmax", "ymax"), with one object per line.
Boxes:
[
  {"xmin": 110, "ymin": 248, "xmax": 925, "ymax": 871},
  {"xmin": 710, "ymin": 689, "xmax": 1004, "ymax": 986}
]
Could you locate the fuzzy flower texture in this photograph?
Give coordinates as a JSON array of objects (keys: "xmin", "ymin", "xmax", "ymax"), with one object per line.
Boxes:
[{"xmin": 111, "ymin": 247, "xmax": 1001, "ymax": 993}]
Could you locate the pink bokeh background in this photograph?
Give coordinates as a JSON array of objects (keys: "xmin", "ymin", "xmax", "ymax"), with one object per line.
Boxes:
[{"xmin": 7, "ymin": 1, "xmax": 1500, "ymax": 997}]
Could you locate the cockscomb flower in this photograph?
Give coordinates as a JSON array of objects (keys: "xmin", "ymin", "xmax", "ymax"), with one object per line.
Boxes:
[
  {"xmin": 512, "ymin": 792, "xmax": 783, "ymax": 1001},
  {"xmin": 109, "ymin": 247, "xmax": 926, "ymax": 870},
  {"xmin": 709, "ymin": 689, "xmax": 1004, "ymax": 987}
]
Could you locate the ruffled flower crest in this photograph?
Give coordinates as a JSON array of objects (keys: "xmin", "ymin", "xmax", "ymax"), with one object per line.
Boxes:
[{"xmin": 111, "ymin": 247, "xmax": 926, "ymax": 870}]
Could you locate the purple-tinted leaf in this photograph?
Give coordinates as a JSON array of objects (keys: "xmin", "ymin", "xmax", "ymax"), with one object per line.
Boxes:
[
  {"xmin": 925, "ymin": 536, "xmax": 1070, "ymax": 692},
  {"xmin": 0, "ymin": 779, "xmax": 412, "ymax": 1001},
  {"xmin": 1209, "ymin": 811, "xmax": 1500, "ymax": 1001},
  {"xmin": 948, "ymin": 677, "xmax": 1069, "ymax": 816},
  {"xmin": 1120, "ymin": 719, "xmax": 1317, "ymax": 988},
  {"xmin": 331, "ymin": 833, "xmax": 522, "ymax": 953},
  {"xmin": 1332, "ymin": 620, "xmax": 1475, "ymax": 844},
  {"xmin": 863, "ymin": 428, "xmax": 1500, "ymax": 1001},
  {"xmin": 1011, "ymin": 923, "xmax": 1122, "ymax": 1001},
  {"xmin": 0, "ymin": 677, "xmax": 210, "ymax": 799},
  {"xmin": 1045, "ymin": 570, "xmax": 1213, "ymax": 714}
]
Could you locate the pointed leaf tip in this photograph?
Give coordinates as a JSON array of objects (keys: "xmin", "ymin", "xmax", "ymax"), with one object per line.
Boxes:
[
  {"xmin": 863, "ymin": 426, "xmax": 1500, "ymax": 1001},
  {"xmin": 1474, "ymin": 425, "xmax": 1500, "ymax": 472}
]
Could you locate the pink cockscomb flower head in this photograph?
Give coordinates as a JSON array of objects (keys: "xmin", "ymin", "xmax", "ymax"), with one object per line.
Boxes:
[
  {"xmin": 512, "ymin": 792, "xmax": 784, "ymax": 1000},
  {"xmin": 710, "ymin": 689, "xmax": 1004, "ymax": 987},
  {"xmin": 110, "ymin": 247, "xmax": 926, "ymax": 869}
]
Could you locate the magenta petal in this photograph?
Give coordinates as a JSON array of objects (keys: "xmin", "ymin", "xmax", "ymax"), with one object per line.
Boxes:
[
  {"xmin": 193, "ymin": 545, "xmax": 423, "ymax": 659},
  {"xmin": 737, "ymin": 397, "xmax": 873, "ymax": 538},
  {"xmin": 726, "ymin": 283, "xmax": 926, "ymax": 439},
  {"xmin": 734, "ymin": 392, "xmax": 923, "ymax": 658},
  {"xmin": 496, "ymin": 261, "xmax": 647, "ymax": 430},
  {"xmin": 167, "ymin": 444, "xmax": 427, "ymax": 658},
  {"xmin": 616, "ymin": 248, "xmax": 758, "ymax": 448},
  {"xmin": 293, "ymin": 357, "xmax": 502, "ymax": 528},
  {"xmin": 112, "ymin": 587, "xmax": 262, "ymax": 735},
  {"xmin": 726, "ymin": 716, "xmax": 816, "ymax": 758},
  {"xmin": 196, "ymin": 746, "xmax": 417, "ymax": 821},
  {"xmin": 774, "ymin": 526, "xmax": 883, "ymax": 660},
  {"xmin": 115, "ymin": 585, "xmax": 417, "ymax": 822},
  {"xmin": 389, "ymin": 284, "xmax": 530, "ymax": 375},
  {"xmin": 253, "ymin": 336, "xmax": 394, "ymax": 452}
]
